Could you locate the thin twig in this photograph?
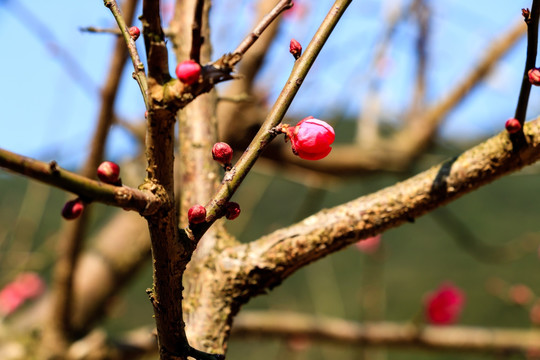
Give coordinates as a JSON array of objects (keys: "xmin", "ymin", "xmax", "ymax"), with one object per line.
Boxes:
[
  {"xmin": 191, "ymin": 0, "xmax": 352, "ymax": 238},
  {"xmin": 0, "ymin": 148, "xmax": 159, "ymax": 214},
  {"xmin": 514, "ymin": 2, "xmax": 540, "ymax": 126},
  {"xmin": 190, "ymin": 0, "xmax": 206, "ymax": 62},
  {"xmin": 79, "ymin": 26, "xmax": 121, "ymax": 34},
  {"xmin": 104, "ymin": 0, "xmax": 149, "ymax": 108},
  {"xmin": 227, "ymin": 0, "xmax": 293, "ymax": 66}
]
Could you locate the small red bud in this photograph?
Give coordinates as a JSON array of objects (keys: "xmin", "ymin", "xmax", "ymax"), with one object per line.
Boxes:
[
  {"xmin": 97, "ymin": 161, "xmax": 121, "ymax": 185},
  {"xmin": 175, "ymin": 60, "xmax": 201, "ymax": 85},
  {"xmin": 225, "ymin": 202, "xmax": 240, "ymax": 220},
  {"xmin": 528, "ymin": 68, "xmax": 540, "ymax": 86},
  {"xmin": 505, "ymin": 118, "xmax": 521, "ymax": 134},
  {"xmin": 188, "ymin": 205, "xmax": 206, "ymax": 224},
  {"xmin": 144, "ymin": 111, "xmax": 148, "ymax": 119},
  {"xmin": 286, "ymin": 117, "xmax": 335, "ymax": 160},
  {"xmin": 212, "ymin": 142, "xmax": 233, "ymax": 168},
  {"xmin": 289, "ymin": 38, "xmax": 302, "ymax": 60},
  {"xmin": 62, "ymin": 198, "xmax": 85, "ymax": 220},
  {"xmin": 129, "ymin": 26, "xmax": 140, "ymax": 41}
]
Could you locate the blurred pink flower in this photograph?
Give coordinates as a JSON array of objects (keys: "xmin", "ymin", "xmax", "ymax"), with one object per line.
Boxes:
[
  {"xmin": 11, "ymin": 272, "xmax": 45, "ymax": 300},
  {"xmin": 425, "ymin": 283, "xmax": 465, "ymax": 325},
  {"xmin": 0, "ymin": 285, "xmax": 25, "ymax": 316},
  {"xmin": 0, "ymin": 272, "xmax": 45, "ymax": 317},
  {"xmin": 355, "ymin": 235, "xmax": 381, "ymax": 254}
]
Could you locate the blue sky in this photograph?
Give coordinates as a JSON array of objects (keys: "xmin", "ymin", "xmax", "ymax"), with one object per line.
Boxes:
[{"xmin": 0, "ymin": 0, "xmax": 537, "ymax": 168}]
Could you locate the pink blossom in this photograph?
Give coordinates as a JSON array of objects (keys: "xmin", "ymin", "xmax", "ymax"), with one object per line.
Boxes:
[
  {"xmin": 0, "ymin": 272, "xmax": 45, "ymax": 316},
  {"xmin": 0, "ymin": 285, "xmax": 25, "ymax": 316},
  {"xmin": 354, "ymin": 235, "xmax": 381, "ymax": 254},
  {"xmin": 11, "ymin": 272, "xmax": 45, "ymax": 300},
  {"xmin": 425, "ymin": 283, "xmax": 465, "ymax": 325},
  {"xmin": 287, "ymin": 117, "xmax": 335, "ymax": 160}
]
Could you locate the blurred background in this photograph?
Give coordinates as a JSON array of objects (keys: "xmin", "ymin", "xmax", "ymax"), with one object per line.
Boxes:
[{"xmin": 1, "ymin": 0, "xmax": 540, "ymax": 359}]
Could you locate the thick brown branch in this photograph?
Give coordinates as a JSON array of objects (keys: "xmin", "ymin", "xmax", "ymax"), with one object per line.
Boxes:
[
  {"xmin": 232, "ymin": 311, "xmax": 540, "ymax": 354},
  {"xmin": 230, "ymin": 117, "xmax": 540, "ymax": 293}
]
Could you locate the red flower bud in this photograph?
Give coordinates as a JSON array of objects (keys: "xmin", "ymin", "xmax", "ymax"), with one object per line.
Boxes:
[
  {"xmin": 424, "ymin": 283, "xmax": 465, "ymax": 325},
  {"xmin": 129, "ymin": 26, "xmax": 140, "ymax": 41},
  {"xmin": 62, "ymin": 198, "xmax": 85, "ymax": 220},
  {"xmin": 225, "ymin": 202, "xmax": 240, "ymax": 220},
  {"xmin": 286, "ymin": 117, "xmax": 335, "ymax": 160},
  {"xmin": 289, "ymin": 38, "xmax": 302, "ymax": 60},
  {"xmin": 529, "ymin": 68, "xmax": 540, "ymax": 86},
  {"xmin": 505, "ymin": 118, "xmax": 521, "ymax": 134},
  {"xmin": 212, "ymin": 142, "xmax": 233, "ymax": 168},
  {"xmin": 188, "ymin": 205, "xmax": 206, "ymax": 224},
  {"xmin": 97, "ymin": 161, "xmax": 121, "ymax": 185},
  {"xmin": 175, "ymin": 60, "xmax": 201, "ymax": 85}
]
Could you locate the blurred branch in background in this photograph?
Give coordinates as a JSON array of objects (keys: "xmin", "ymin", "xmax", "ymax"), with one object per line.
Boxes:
[{"xmin": 231, "ymin": 311, "xmax": 540, "ymax": 355}]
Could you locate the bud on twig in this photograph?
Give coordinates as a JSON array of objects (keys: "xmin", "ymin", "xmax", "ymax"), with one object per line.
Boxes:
[
  {"xmin": 225, "ymin": 202, "xmax": 241, "ymax": 220},
  {"xmin": 175, "ymin": 60, "xmax": 202, "ymax": 85},
  {"xmin": 188, "ymin": 205, "xmax": 207, "ymax": 224},
  {"xmin": 528, "ymin": 68, "xmax": 540, "ymax": 86},
  {"xmin": 97, "ymin": 161, "xmax": 121, "ymax": 185},
  {"xmin": 289, "ymin": 38, "xmax": 302, "ymax": 60},
  {"xmin": 62, "ymin": 198, "xmax": 85, "ymax": 220},
  {"xmin": 212, "ymin": 142, "xmax": 233, "ymax": 169},
  {"xmin": 505, "ymin": 118, "xmax": 521, "ymax": 134},
  {"xmin": 129, "ymin": 26, "xmax": 140, "ymax": 41}
]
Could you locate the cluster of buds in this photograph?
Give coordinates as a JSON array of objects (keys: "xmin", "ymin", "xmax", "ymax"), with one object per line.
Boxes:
[
  {"xmin": 0, "ymin": 272, "xmax": 45, "ymax": 317},
  {"xmin": 283, "ymin": 116, "xmax": 335, "ymax": 160},
  {"xmin": 176, "ymin": 60, "xmax": 201, "ymax": 86},
  {"xmin": 187, "ymin": 202, "xmax": 241, "ymax": 225},
  {"xmin": 505, "ymin": 118, "xmax": 521, "ymax": 134},
  {"xmin": 529, "ymin": 68, "xmax": 540, "ymax": 86},
  {"xmin": 424, "ymin": 283, "xmax": 465, "ymax": 325},
  {"xmin": 129, "ymin": 26, "xmax": 140, "ymax": 41}
]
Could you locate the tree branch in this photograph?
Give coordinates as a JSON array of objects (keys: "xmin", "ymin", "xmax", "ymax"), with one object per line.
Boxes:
[
  {"xmin": 0, "ymin": 148, "xmax": 159, "ymax": 214},
  {"xmin": 231, "ymin": 117, "xmax": 540, "ymax": 294},
  {"xmin": 104, "ymin": 0, "xmax": 150, "ymax": 107},
  {"xmin": 191, "ymin": 0, "xmax": 352, "ymax": 240},
  {"xmin": 232, "ymin": 311, "xmax": 540, "ymax": 354}
]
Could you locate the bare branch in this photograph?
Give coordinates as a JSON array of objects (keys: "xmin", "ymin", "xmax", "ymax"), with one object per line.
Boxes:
[
  {"xmin": 232, "ymin": 311, "xmax": 540, "ymax": 354},
  {"xmin": 104, "ymin": 0, "xmax": 150, "ymax": 107},
  {"xmin": 190, "ymin": 0, "xmax": 353, "ymax": 240},
  {"xmin": 0, "ymin": 148, "xmax": 159, "ymax": 214},
  {"xmin": 232, "ymin": 117, "xmax": 540, "ymax": 293}
]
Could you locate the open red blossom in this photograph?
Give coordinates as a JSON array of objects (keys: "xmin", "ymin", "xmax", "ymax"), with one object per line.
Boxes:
[
  {"xmin": 425, "ymin": 283, "xmax": 465, "ymax": 325},
  {"xmin": 176, "ymin": 60, "xmax": 201, "ymax": 85},
  {"xmin": 287, "ymin": 117, "xmax": 335, "ymax": 160}
]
